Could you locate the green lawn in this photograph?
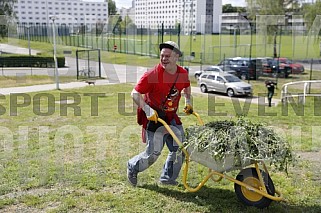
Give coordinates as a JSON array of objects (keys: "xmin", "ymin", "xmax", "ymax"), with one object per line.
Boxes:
[{"xmin": 0, "ymin": 84, "xmax": 320, "ymax": 212}]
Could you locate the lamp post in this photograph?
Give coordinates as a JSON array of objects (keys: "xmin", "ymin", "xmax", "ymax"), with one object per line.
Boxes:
[{"xmin": 49, "ymin": 16, "xmax": 60, "ymax": 90}]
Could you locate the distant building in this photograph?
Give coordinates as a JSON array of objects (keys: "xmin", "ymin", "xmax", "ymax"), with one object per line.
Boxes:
[
  {"xmin": 220, "ymin": 13, "xmax": 249, "ymax": 33},
  {"xmin": 221, "ymin": 12, "xmax": 306, "ymax": 34},
  {"xmin": 13, "ymin": 0, "xmax": 108, "ymax": 30},
  {"xmin": 134, "ymin": 0, "xmax": 222, "ymax": 34}
]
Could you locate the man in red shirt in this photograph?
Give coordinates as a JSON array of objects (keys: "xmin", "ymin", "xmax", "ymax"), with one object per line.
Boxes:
[{"xmin": 127, "ymin": 41, "xmax": 192, "ymax": 186}]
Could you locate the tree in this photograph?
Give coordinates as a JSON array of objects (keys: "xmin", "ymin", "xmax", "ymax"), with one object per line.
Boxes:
[
  {"xmin": 106, "ymin": 0, "xmax": 117, "ymax": 16},
  {"xmin": 94, "ymin": 20, "xmax": 105, "ymax": 35},
  {"xmin": 245, "ymin": 0, "xmax": 299, "ymax": 19},
  {"xmin": 0, "ymin": 0, "xmax": 16, "ymax": 38},
  {"xmin": 120, "ymin": 15, "xmax": 135, "ymax": 34},
  {"xmin": 245, "ymin": 0, "xmax": 300, "ymax": 40},
  {"xmin": 223, "ymin": 4, "xmax": 237, "ymax": 13},
  {"xmin": 303, "ymin": 0, "xmax": 321, "ymax": 31},
  {"xmin": 222, "ymin": 4, "xmax": 247, "ymax": 13}
]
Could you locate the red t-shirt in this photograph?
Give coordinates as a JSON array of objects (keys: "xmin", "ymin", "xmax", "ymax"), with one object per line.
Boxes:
[{"xmin": 135, "ymin": 64, "xmax": 190, "ymax": 119}]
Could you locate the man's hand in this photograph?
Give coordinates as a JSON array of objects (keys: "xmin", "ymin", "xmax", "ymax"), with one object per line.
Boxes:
[
  {"xmin": 147, "ymin": 111, "xmax": 159, "ymax": 123},
  {"xmin": 183, "ymin": 104, "xmax": 193, "ymax": 115},
  {"xmin": 143, "ymin": 105, "xmax": 159, "ymax": 123}
]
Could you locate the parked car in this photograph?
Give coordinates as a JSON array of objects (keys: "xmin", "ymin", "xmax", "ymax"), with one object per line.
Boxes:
[
  {"xmin": 198, "ymin": 72, "xmax": 253, "ymax": 97},
  {"xmin": 194, "ymin": 65, "xmax": 236, "ymax": 79},
  {"xmin": 261, "ymin": 57, "xmax": 292, "ymax": 78},
  {"xmin": 278, "ymin": 58, "xmax": 304, "ymax": 74},
  {"xmin": 217, "ymin": 57, "xmax": 263, "ymax": 80},
  {"xmin": 257, "ymin": 57, "xmax": 272, "ymax": 74}
]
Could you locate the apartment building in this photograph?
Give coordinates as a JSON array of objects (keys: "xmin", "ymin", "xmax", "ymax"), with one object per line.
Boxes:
[
  {"xmin": 221, "ymin": 12, "xmax": 306, "ymax": 34},
  {"xmin": 14, "ymin": 0, "xmax": 108, "ymax": 27},
  {"xmin": 134, "ymin": 0, "xmax": 222, "ymax": 34}
]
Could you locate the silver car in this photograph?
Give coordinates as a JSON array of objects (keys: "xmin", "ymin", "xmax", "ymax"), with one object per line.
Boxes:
[
  {"xmin": 198, "ymin": 72, "xmax": 253, "ymax": 97},
  {"xmin": 194, "ymin": 65, "xmax": 236, "ymax": 79}
]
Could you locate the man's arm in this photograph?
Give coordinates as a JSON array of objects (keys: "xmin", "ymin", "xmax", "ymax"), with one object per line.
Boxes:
[
  {"xmin": 131, "ymin": 88, "xmax": 146, "ymax": 108},
  {"xmin": 182, "ymin": 86, "xmax": 193, "ymax": 115},
  {"xmin": 131, "ymin": 88, "xmax": 158, "ymax": 122},
  {"xmin": 183, "ymin": 86, "xmax": 191, "ymax": 105}
]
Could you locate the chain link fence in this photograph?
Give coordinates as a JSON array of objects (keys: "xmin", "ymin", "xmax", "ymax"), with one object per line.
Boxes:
[{"xmin": 7, "ymin": 20, "xmax": 321, "ymax": 74}]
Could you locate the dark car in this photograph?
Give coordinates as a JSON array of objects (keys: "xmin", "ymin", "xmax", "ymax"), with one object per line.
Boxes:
[
  {"xmin": 217, "ymin": 57, "xmax": 263, "ymax": 80},
  {"xmin": 262, "ymin": 57, "xmax": 292, "ymax": 78}
]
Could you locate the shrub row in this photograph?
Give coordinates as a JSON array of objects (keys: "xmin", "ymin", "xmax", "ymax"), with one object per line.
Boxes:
[{"xmin": 0, "ymin": 55, "xmax": 65, "ymax": 68}]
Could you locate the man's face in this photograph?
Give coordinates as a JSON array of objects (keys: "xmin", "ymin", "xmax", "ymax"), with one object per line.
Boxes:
[{"xmin": 160, "ymin": 48, "xmax": 179, "ymax": 70}]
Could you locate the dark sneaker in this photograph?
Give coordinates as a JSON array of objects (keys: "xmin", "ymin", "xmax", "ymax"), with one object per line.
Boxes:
[
  {"xmin": 127, "ymin": 169, "xmax": 137, "ymax": 186},
  {"xmin": 159, "ymin": 180, "xmax": 178, "ymax": 186}
]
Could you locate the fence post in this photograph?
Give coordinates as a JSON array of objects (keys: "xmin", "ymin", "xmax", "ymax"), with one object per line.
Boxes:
[
  {"xmin": 200, "ymin": 52, "xmax": 203, "ymax": 71},
  {"xmin": 161, "ymin": 22, "xmax": 164, "ymax": 43},
  {"xmin": 76, "ymin": 50, "xmax": 79, "ymax": 79},
  {"xmin": 309, "ymin": 58, "xmax": 313, "ymax": 93},
  {"xmin": 98, "ymin": 49, "xmax": 101, "ymax": 78}
]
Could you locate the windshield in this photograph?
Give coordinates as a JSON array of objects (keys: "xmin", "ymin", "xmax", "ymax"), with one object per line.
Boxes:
[{"xmin": 225, "ymin": 75, "xmax": 241, "ymax": 82}]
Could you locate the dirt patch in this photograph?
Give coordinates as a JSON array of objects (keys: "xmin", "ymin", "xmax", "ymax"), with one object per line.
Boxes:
[
  {"xmin": 296, "ymin": 150, "xmax": 321, "ymax": 162},
  {"xmin": 295, "ymin": 150, "xmax": 321, "ymax": 183}
]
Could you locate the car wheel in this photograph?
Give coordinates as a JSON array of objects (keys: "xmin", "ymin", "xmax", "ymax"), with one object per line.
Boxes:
[
  {"xmin": 195, "ymin": 74, "xmax": 200, "ymax": 79},
  {"xmin": 200, "ymin": 84, "xmax": 207, "ymax": 93},
  {"xmin": 227, "ymin": 88, "xmax": 235, "ymax": 97}
]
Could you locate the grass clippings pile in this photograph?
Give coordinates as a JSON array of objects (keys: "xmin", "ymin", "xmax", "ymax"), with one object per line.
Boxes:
[{"xmin": 185, "ymin": 117, "xmax": 295, "ymax": 172}]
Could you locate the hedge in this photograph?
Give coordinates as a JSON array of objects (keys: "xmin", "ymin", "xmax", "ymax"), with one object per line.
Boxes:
[{"xmin": 0, "ymin": 55, "xmax": 65, "ymax": 68}]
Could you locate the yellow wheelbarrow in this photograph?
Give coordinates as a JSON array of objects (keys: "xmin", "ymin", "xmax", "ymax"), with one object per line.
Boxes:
[{"xmin": 157, "ymin": 112, "xmax": 284, "ymax": 209}]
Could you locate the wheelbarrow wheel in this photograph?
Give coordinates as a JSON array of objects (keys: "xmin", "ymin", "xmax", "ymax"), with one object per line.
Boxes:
[{"xmin": 234, "ymin": 168, "xmax": 275, "ymax": 209}]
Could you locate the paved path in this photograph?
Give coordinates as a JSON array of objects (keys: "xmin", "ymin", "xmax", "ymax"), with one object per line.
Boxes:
[
  {"xmin": 0, "ymin": 80, "xmax": 110, "ymax": 95},
  {"xmin": 191, "ymin": 86, "xmax": 280, "ymax": 107},
  {"xmin": 0, "ymin": 43, "xmax": 40, "ymax": 55}
]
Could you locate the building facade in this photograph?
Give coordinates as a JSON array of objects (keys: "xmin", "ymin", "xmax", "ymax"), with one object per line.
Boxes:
[
  {"xmin": 13, "ymin": 0, "xmax": 108, "ymax": 28},
  {"xmin": 134, "ymin": 0, "xmax": 222, "ymax": 34}
]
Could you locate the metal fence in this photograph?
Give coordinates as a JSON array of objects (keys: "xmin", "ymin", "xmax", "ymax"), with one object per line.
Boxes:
[{"xmin": 9, "ymin": 21, "xmax": 321, "ymax": 67}]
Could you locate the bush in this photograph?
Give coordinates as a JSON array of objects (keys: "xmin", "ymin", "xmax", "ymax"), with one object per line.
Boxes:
[{"xmin": 0, "ymin": 54, "xmax": 65, "ymax": 68}]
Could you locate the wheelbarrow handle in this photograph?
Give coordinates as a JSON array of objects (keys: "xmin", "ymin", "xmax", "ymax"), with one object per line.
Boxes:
[
  {"xmin": 192, "ymin": 112, "xmax": 204, "ymax": 126},
  {"xmin": 157, "ymin": 117, "xmax": 188, "ymax": 156},
  {"xmin": 156, "ymin": 111, "xmax": 204, "ymax": 157}
]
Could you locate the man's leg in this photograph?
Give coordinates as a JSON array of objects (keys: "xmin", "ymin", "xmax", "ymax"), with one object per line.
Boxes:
[
  {"xmin": 127, "ymin": 130, "xmax": 164, "ymax": 186},
  {"xmin": 159, "ymin": 124, "xmax": 184, "ymax": 185}
]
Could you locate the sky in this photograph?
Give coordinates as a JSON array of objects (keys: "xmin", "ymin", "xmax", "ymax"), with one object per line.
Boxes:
[{"xmin": 84, "ymin": 0, "xmax": 246, "ymax": 9}]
